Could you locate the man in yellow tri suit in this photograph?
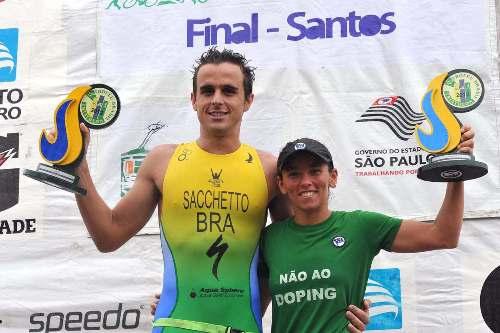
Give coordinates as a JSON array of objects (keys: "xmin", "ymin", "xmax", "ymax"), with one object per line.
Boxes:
[{"xmin": 74, "ymin": 48, "xmax": 369, "ymax": 333}]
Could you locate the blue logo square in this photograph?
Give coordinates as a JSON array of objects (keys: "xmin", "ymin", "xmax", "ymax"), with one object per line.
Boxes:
[
  {"xmin": 0, "ymin": 28, "xmax": 19, "ymax": 82},
  {"xmin": 364, "ymin": 268, "xmax": 403, "ymax": 330}
]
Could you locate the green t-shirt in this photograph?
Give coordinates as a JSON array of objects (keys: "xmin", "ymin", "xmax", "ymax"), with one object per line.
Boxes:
[{"xmin": 261, "ymin": 210, "xmax": 402, "ymax": 333}]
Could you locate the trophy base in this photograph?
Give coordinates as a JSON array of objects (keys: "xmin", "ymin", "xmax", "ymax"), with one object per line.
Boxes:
[
  {"xmin": 417, "ymin": 153, "xmax": 488, "ymax": 182},
  {"xmin": 23, "ymin": 163, "xmax": 87, "ymax": 195}
]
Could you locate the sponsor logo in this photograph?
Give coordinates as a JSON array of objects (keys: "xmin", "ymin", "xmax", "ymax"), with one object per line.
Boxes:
[
  {"xmin": 0, "ymin": 218, "xmax": 36, "ymax": 234},
  {"xmin": 245, "ymin": 153, "xmax": 253, "ymax": 163},
  {"xmin": 0, "ymin": 133, "xmax": 19, "ymax": 212},
  {"xmin": 120, "ymin": 122, "xmax": 165, "ymax": 196},
  {"xmin": 440, "ymin": 169, "xmax": 462, "ymax": 179},
  {"xmin": 1, "ymin": 133, "xmax": 38, "ymax": 234},
  {"xmin": 0, "ymin": 28, "xmax": 18, "ymax": 82},
  {"xmin": 206, "ymin": 234, "xmax": 228, "ymax": 280},
  {"xmin": 331, "ymin": 235, "xmax": 345, "ymax": 247},
  {"xmin": 208, "ymin": 168, "xmax": 223, "ymax": 187},
  {"xmin": 364, "ymin": 268, "xmax": 402, "ymax": 330},
  {"xmin": 177, "ymin": 148, "xmax": 192, "ymax": 161},
  {"xmin": 193, "ymin": 286, "xmax": 244, "ymax": 299},
  {"xmin": 29, "ymin": 303, "xmax": 141, "ymax": 332},
  {"xmin": 0, "ymin": 88, "xmax": 23, "ymax": 121},
  {"xmin": 187, "ymin": 11, "xmax": 396, "ymax": 47},
  {"xmin": 105, "ymin": 0, "xmax": 208, "ymax": 11},
  {"xmin": 294, "ymin": 142, "xmax": 306, "ymax": 150},
  {"xmin": 0, "ymin": 134, "xmax": 17, "ymax": 166}
]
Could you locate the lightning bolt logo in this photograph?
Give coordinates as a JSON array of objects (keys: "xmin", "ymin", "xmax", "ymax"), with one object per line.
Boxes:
[
  {"xmin": 0, "ymin": 133, "xmax": 19, "ymax": 212},
  {"xmin": 206, "ymin": 235, "xmax": 228, "ymax": 280},
  {"xmin": 0, "ymin": 147, "xmax": 17, "ymax": 167}
]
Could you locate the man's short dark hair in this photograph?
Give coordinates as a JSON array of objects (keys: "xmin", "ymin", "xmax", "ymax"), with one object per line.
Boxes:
[{"xmin": 192, "ymin": 47, "xmax": 255, "ymax": 100}]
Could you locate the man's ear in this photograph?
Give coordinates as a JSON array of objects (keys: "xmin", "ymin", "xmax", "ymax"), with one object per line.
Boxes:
[
  {"xmin": 191, "ymin": 92, "xmax": 197, "ymax": 111},
  {"xmin": 329, "ymin": 168, "xmax": 338, "ymax": 188},
  {"xmin": 243, "ymin": 93, "xmax": 254, "ymax": 113}
]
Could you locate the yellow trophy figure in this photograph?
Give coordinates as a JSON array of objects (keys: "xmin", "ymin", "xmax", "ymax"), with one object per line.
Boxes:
[{"xmin": 416, "ymin": 69, "xmax": 487, "ymax": 182}]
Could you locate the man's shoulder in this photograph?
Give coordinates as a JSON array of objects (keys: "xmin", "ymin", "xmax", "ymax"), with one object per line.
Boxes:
[
  {"xmin": 147, "ymin": 143, "xmax": 178, "ymax": 159},
  {"xmin": 141, "ymin": 144, "xmax": 179, "ymax": 174},
  {"xmin": 254, "ymin": 148, "xmax": 276, "ymax": 160},
  {"xmin": 252, "ymin": 148, "xmax": 277, "ymax": 172}
]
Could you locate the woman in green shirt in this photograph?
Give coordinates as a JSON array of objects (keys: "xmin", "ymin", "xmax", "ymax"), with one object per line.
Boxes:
[{"xmin": 261, "ymin": 127, "xmax": 473, "ymax": 332}]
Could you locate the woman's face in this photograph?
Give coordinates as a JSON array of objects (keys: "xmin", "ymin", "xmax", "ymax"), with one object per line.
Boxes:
[{"xmin": 278, "ymin": 152, "xmax": 337, "ymax": 215}]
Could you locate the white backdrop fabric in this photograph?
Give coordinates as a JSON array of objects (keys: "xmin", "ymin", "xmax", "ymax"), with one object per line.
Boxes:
[{"xmin": 1, "ymin": 0, "xmax": 500, "ymax": 332}]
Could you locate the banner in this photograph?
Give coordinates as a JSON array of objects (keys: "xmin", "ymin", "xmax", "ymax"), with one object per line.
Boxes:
[
  {"xmin": 95, "ymin": 0, "xmax": 499, "ymax": 224},
  {"xmin": 0, "ymin": 0, "xmax": 499, "ymax": 332}
]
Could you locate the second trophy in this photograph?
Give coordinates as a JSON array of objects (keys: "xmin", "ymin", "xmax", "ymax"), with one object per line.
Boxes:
[{"xmin": 416, "ymin": 69, "xmax": 488, "ymax": 182}]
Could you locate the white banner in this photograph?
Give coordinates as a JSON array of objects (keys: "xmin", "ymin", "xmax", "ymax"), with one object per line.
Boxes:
[
  {"xmin": 95, "ymin": 0, "xmax": 500, "ymax": 223},
  {"xmin": 1, "ymin": 0, "xmax": 500, "ymax": 332},
  {"xmin": 2, "ymin": 217, "xmax": 500, "ymax": 332},
  {"xmin": 99, "ymin": 1, "xmax": 487, "ymax": 72}
]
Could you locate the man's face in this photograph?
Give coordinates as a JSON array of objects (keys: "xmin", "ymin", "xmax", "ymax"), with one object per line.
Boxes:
[
  {"xmin": 191, "ymin": 62, "xmax": 253, "ymax": 136},
  {"xmin": 278, "ymin": 152, "xmax": 337, "ymax": 215}
]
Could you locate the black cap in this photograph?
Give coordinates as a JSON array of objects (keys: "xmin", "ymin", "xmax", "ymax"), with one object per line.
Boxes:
[{"xmin": 277, "ymin": 138, "xmax": 334, "ymax": 171}]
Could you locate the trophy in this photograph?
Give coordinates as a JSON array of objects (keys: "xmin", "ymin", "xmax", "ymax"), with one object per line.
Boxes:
[
  {"xmin": 416, "ymin": 69, "xmax": 487, "ymax": 182},
  {"xmin": 23, "ymin": 84, "xmax": 120, "ymax": 195}
]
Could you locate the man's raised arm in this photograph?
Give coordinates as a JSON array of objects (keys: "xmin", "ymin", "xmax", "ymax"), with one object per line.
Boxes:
[{"xmin": 75, "ymin": 123, "xmax": 171, "ymax": 252}]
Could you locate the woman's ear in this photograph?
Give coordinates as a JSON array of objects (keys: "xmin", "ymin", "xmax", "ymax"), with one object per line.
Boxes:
[{"xmin": 277, "ymin": 175, "xmax": 287, "ymax": 195}]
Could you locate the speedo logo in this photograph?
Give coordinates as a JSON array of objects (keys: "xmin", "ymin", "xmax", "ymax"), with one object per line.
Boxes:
[{"xmin": 29, "ymin": 303, "xmax": 141, "ymax": 332}]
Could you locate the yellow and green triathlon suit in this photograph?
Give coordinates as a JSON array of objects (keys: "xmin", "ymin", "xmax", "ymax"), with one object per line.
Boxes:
[{"xmin": 153, "ymin": 142, "xmax": 268, "ymax": 333}]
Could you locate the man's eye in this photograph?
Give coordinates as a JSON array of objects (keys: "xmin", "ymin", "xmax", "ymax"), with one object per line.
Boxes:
[{"xmin": 200, "ymin": 87, "xmax": 214, "ymax": 95}]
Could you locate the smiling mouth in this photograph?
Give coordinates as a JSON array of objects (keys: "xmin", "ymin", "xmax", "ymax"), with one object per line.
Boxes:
[
  {"xmin": 208, "ymin": 111, "xmax": 228, "ymax": 119},
  {"xmin": 300, "ymin": 191, "xmax": 316, "ymax": 198}
]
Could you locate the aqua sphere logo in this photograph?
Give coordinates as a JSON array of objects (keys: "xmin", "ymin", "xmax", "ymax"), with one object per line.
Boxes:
[
  {"xmin": 364, "ymin": 268, "xmax": 402, "ymax": 330},
  {"xmin": 0, "ymin": 28, "xmax": 18, "ymax": 82}
]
